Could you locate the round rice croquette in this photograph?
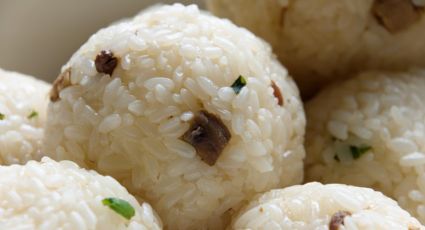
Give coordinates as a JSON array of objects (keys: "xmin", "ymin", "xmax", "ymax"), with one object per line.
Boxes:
[
  {"xmin": 43, "ymin": 4, "xmax": 306, "ymax": 229},
  {"xmin": 0, "ymin": 68, "xmax": 50, "ymax": 165},
  {"xmin": 305, "ymin": 69, "xmax": 425, "ymax": 223},
  {"xmin": 0, "ymin": 157, "xmax": 161, "ymax": 230},
  {"xmin": 207, "ymin": 0, "xmax": 425, "ymax": 98},
  {"xmin": 231, "ymin": 182, "xmax": 424, "ymax": 230}
]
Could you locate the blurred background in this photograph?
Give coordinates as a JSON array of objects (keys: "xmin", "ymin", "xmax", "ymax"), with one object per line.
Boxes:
[{"xmin": 0, "ymin": 0, "xmax": 204, "ymax": 82}]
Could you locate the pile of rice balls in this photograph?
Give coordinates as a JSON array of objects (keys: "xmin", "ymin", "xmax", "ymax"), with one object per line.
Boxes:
[{"xmin": 1, "ymin": 2, "xmax": 425, "ymax": 229}]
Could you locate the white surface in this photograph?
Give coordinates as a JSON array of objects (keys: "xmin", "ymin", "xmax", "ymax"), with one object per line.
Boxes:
[{"xmin": 0, "ymin": 0, "xmax": 204, "ymax": 82}]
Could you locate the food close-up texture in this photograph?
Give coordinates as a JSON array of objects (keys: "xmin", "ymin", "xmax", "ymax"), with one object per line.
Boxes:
[
  {"xmin": 0, "ymin": 0, "xmax": 425, "ymax": 229},
  {"xmin": 0, "ymin": 157, "xmax": 162, "ymax": 230},
  {"xmin": 43, "ymin": 4, "xmax": 305, "ymax": 229},
  {"xmin": 0, "ymin": 68, "xmax": 50, "ymax": 165},
  {"xmin": 305, "ymin": 70, "xmax": 425, "ymax": 223},
  {"xmin": 207, "ymin": 0, "xmax": 425, "ymax": 98},
  {"xmin": 231, "ymin": 182, "xmax": 424, "ymax": 230}
]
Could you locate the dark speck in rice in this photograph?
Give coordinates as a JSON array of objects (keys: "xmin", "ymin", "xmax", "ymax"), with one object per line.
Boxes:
[
  {"xmin": 95, "ymin": 50, "xmax": 118, "ymax": 76},
  {"xmin": 271, "ymin": 80, "xmax": 284, "ymax": 106},
  {"xmin": 329, "ymin": 210, "xmax": 351, "ymax": 230},
  {"xmin": 182, "ymin": 110, "xmax": 231, "ymax": 166}
]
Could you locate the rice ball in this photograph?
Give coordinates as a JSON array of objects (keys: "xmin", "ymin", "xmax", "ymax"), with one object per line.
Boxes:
[
  {"xmin": 0, "ymin": 157, "xmax": 161, "ymax": 229},
  {"xmin": 43, "ymin": 4, "xmax": 305, "ymax": 229},
  {"xmin": 231, "ymin": 182, "xmax": 424, "ymax": 230},
  {"xmin": 305, "ymin": 70, "xmax": 425, "ymax": 222},
  {"xmin": 0, "ymin": 68, "xmax": 50, "ymax": 164},
  {"xmin": 207, "ymin": 0, "xmax": 425, "ymax": 97}
]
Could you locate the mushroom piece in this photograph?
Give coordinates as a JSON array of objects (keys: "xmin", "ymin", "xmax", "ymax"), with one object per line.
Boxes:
[
  {"xmin": 182, "ymin": 110, "xmax": 231, "ymax": 166},
  {"xmin": 50, "ymin": 68, "xmax": 72, "ymax": 102},
  {"xmin": 95, "ymin": 50, "xmax": 118, "ymax": 76},
  {"xmin": 329, "ymin": 210, "xmax": 351, "ymax": 230},
  {"xmin": 373, "ymin": 0, "xmax": 423, "ymax": 33},
  {"xmin": 271, "ymin": 80, "xmax": 284, "ymax": 106}
]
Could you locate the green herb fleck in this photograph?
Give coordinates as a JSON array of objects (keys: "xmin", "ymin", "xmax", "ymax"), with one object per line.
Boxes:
[
  {"xmin": 349, "ymin": 145, "xmax": 371, "ymax": 159},
  {"xmin": 27, "ymin": 110, "xmax": 38, "ymax": 119},
  {"xmin": 0, "ymin": 113, "xmax": 4, "ymax": 120},
  {"xmin": 231, "ymin": 75, "xmax": 247, "ymax": 94},
  {"xmin": 102, "ymin": 197, "xmax": 135, "ymax": 220}
]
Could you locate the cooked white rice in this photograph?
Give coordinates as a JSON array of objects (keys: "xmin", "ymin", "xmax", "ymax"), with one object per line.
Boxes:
[
  {"xmin": 0, "ymin": 157, "xmax": 161, "ymax": 230},
  {"xmin": 43, "ymin": 4, "xmax": 305, "ymax": 229},
  {"xmin": 305, "ymin": 70, "xmax": 425, "ymax": 223},
  {"xmin": 0, "ymin": 68, "xmax": 50, "ymax": 165},
  {"xmin": 207, "ymin": 0, "xmax": 425, "ymax": 97},
  {"xmin": 231, "ymin": 182, "xmax": 424, "ymax": 230}
]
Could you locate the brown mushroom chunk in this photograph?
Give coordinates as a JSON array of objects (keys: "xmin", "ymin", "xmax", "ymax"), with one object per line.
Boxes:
[
  {"xmin": 271, "ymin": 80, "xmax": 284, "ymax": 106},
  {"xmin": 373, "ymin": 0, "xmax": 423, "ymax": 33},
  {"xmin": 95, "ymin": 50, "xmax": 118, "ymax": 76},
  {"xmin": 329, "ymin": 210, "xmax": 351, "ymax": 230},
  {"xmin": 50, "ymin": 68, "xmax": 72, "ymax": 102},
  {"xmin": 182, "ymin": 110, "xmax": 231, "ymax": 166}
]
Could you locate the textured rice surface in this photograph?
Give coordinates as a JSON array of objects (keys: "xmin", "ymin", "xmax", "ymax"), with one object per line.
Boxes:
[
  {"xmin": 0, "ymin": 157, "xmax": 161, "ymax": 230},
  {"xmin": 207, "ymin": 0, "xmax": 425, "ymax": 97},
  {"xmin": 231, "ymin": 182, "xmax": 424, "ymax": 230},
  {"xmin": 0, "ymin": 68, "xmax": 50, "ymax": 165},
  {"xmin": 305, "ymin": 70, "xmax": 425, "ymax": 223},
  {"xmin": 43, "ymin": 4, "xmax": 305, "ymax": 229}
]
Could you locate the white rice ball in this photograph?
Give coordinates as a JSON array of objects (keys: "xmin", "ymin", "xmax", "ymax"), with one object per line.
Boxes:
[
  {"xmin": 0, "ymin": 157, "xmax": 161, "ymax": 230},
  {"xmin": 207, "ymin": 0, "xmax": 425, "ymax": 97},
  {"xmin": 305, "ymin": 70, "xmax": 425, "ymax": 223},
  {"xmin": 43, "ymin": 4, "xmax": 305, "ymax": 229},
  {"xmin": 0, "ymin": 68, "xmax": 50, "ymax": 165},
  {"xmin": 231, "ymin": 182, "xmax": 424, "ymax": 230}
]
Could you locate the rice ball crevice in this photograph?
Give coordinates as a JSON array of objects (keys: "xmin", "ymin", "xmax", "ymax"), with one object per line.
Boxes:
[
  {"xmin": 305, "ymin": 70, "xmax": 425, "ymax": 223},
  {"xmin": 0, "ymin": 68, "xmax": 50, "ymax": 165},
  {"xmin": 43, "ymin": 4, "xmax": 306, "ymax": 229},
  {"xmin": 231, "ymin": 182, "xmax": 424, "ymax": 230},
  {"xmin": 0, "ymin": 157, "xmax": 162, "ymax": 230}
]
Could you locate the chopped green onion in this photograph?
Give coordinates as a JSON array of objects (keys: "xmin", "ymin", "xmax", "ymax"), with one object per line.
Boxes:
[
  {"xmin": 349, "ymin": 145, "xmax": 371, "ymax": 159},
  {"xmin": 333, "ymin": 142, "xmax": 371, "ymax": 162},
  {"xmin": 102, "ymin": 197, "xmax": 135, "ymax": 220},
  {"xmin": 231, "ymin": 75, "xmax": 247, "ymax": 94},
  {"xmin": 27, "ymin": 110, "xmax": 38, "ymax": 119},
  {"xmin": 0, "ymin": 113, "xmax": 4, "ymax": 120}
]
